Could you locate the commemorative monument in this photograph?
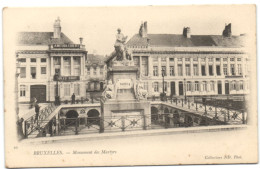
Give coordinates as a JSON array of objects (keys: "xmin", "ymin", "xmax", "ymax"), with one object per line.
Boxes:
[{"xmin": 101, "ymin": 29, "xmax": 151, "ymax": 131}]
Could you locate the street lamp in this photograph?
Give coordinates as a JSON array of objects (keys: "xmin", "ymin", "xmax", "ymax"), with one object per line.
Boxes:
[
  {"xmin": 160, "ymin": 69, "xmax": 166, "ymax": 101},
  {"xmin": 54, "ymin": 71, "xmax": 60, "ymax": 105},
  {"xmin": 184, "ymin": 78, "xmax": 187, "ymax": 101}
]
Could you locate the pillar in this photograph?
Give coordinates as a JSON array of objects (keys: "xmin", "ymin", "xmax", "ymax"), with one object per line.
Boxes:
[
  {"xmin": 81, "ymin": 56, "xmax": 84, "ymax": 76},
  {"xmin": 198, "ymin": 57, "xmax": 202, "ymax": 76},
  {"xmin": 71, "ymin": 56, "xmax": 74, "ymax": 76},
  {"xmin": 166, "ymin": 57, "xmax": 170, "ymax": 77},
  {"xmin": 158, "ymin": 57, "xmax": 162, "ymax": 77},
  {"xmin": 174, "ymin": 58, "xmax": 178, "ymax": 77},
  {"xmin": 227, "ymin": 56, "xmax": 230, "ymax": 75},
  {"xmin": 182, "ymin": 58, "xmax": 185, "ymax": 76},
  {"xmin": 175, "ymin": 80, "xmax": 179, "ymax": 96},
  {"xmin": 235, "ymin": 57, "xmax": 238, "ymax": 75},
  {"xmin": 50, "ymin": 56, "xmax": 54, "ymax": 76},
  {"xmin": 213, "ymin": 57, "xmax": 216, "ymax": 76},
  {"xmin": 60, "ymin": 56, "xmax": 64, "ymax": 76},
  {"xmin": 205, "ymin": 58, "xmax": 209, "ymax": 76},
  {"xmin": 139, "ymin": 56, "xmax": 142, "ymax": 76},
  {"xmin": 220, "ymin": 57, "xmax": 224, "ymax": 76},
  {"xmin": 148, "ymin": 56, "xmax": 153, "ymax": 76},
  {"xmin": 190, "ymin": 58, "xmax": 194, "ymax": 76}
]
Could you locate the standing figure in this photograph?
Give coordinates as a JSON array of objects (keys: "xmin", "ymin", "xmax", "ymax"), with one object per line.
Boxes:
[
  {"xmin": 71, "ymin": 93, "xmax": 75, "ymax": 104},
  {"xmin": 34, "ymin": 101, "xmax": 40, "ymax": 125},
  {"xmin": 114, "ymin": 28, "xmax": 128, "ymax": 61}
]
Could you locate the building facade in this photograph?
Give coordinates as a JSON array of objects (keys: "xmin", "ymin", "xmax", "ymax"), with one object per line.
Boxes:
[
  {"xmin": 16, "ymin": 18, "xmax": 88, "ymax": 103},
  {"xmin": 126, "ymin": 22, "xmax": 249, "ymax": 98}
]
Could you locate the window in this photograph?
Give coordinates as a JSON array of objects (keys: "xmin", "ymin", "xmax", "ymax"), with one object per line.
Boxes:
[
  {"xmin": 41, "ymin": 58, "xmax": 46, "ymax": 63},
  {"xmin": 93, "ymin": 67, "xmax": 97, "ymax": 75},
  {"xmin": 64, "ymin": 84, "xmax": 70, "ymax": 96},
  {"xmin": 142, "ymin": 56, "xmax": 148, "ymax": 76},
  {"xmin": 41, "ymin": 67, "xmax": 46, "ymax": 74},
  {"xmin": 20, "ymin": 67, "xmax": 26, "ymax": 78},
  {"xmin": 74, "ymin": 84, "xmax": 80, "ymax": 95},
  {"xmin": 237, "ymin": 58, "xmax": 242, "ymax": 61},
  {"xmin": 201, "ymin": 58, "xmax": 206, "ymax": 62},
  {"xmin": 186, "ymin": 81, "xmax": 191, "ymax": 91},
  {"xmin": 216, "ymin": 58, "xmax": 220, "ymax": 62},
  {"xmin": 170, "ymin": 66, "xmax": 174, "ymax": 76},
  {"xmin": 231, "ymin": 81, "xmax": 236, "ymax": 90},
  {"xmin": 193, "ymin": 58, "xmax": 198, "ymax": 61},
  {"xmin": 87, "ymin": 67, "xmax": 90, "ymax": 75},
  {"xmin": 216, "ymin": 65, "xmax": 221, "ymax": 75},
  {"xmin": 31, "ymin": 67, "xmax": 36, "ymax": 79},
  {"xmin": 223, "ymin": 58, "xmax": 228, "ymax": 61},
  {"xmin": 185, "ymin": 64, "xmax": 190, "ymax": 76},
  {"xmin": 201, "ymin": 65, "xmax": 206, "ymax": 76},
  {"xmin": 73, "ymin": 57, "xmax": 81, "ymax": 76},
  {"xmin": 210, "ymin": 81, "xmax": 215, "ymax": 91},
  {"xmin": 55, "ymin": 69, "xmax": 60, "ymax": 76},
  {"xmin": 54, "ymin": 57, "xmax": 61, "ymax": 65},
  {"xmin": 202, "ymin": 81, "xmax": 207, "ymax": 91},
  {"xmin": 169, "ymin": 58, "xmax": 174, "ymax": 62},
  {"xmin": 230, "ymin": 64, "xmax": 235, "ymax": 75},
  {"xmin": 193, "ymin": 64, "xmax": 199, "ymax": 76},
  {"xmin": 153, "ymin": 66, "xmax": 158, "ymax": 76},
  {"xmin": 238, "ymin": 64, "xmax": 242, "ymax": 75},
  {"xmin": 20, "ymin": 85, "xmax": 26, "ymax": 97},
  {"xmin": 63, "ymin": 57, "xmax": 71, "ymax": 75},
  {"xmin": 185, "ymin": 58, "xmax": 190, "ymax": 61},
  {"xmin": 195, "ymin": 81, "xmax": 199, "ymax": 91},
  {"xmin": 209, "ymin": 65, "xmax": 213, "ymax": 76},
  {"xmin": 223, "ymin": 64, "xmax": 228, "ymax": 75},
  {"xmin": 178, "ymin": 64, "xmax": 182, "ymax": 76},
  {"xmin": 153, "ymin": 56, "xmax": 158, "ymax": 62},
  {"xmin": 30, "ymin": 58, "xmax": 36, "ymax": 62},
  {"xmin": 133, "ymin": 56, "xmax": 140, "ymax": 66},
  {"xmin": 239, "ymin": 81, "xmax": 244, "ymax": 90},
  {"xmin": 161, "ymin": 66, "xmax": 166, "ymax": 76},
  {"xmin": 20, "ymin": 58, "xmax": 26, "ymax": 62},
  {"xmin": 153, "ymin": 82, "xmax": 159, "ymax": 92},
  {"xmin": 208, "ymin": 58, "xmax": 213, "ymax": 62},
  {"xmin": 177, "ymin": 58, "xmax": 182, "ymax": 61},
  {"xmin": 161, "ymin": 57, "xmax": 166, "ymax": 62},
  {"xmin": 230, "ymin": 58, "xmax": 235, "ymax": 61}
]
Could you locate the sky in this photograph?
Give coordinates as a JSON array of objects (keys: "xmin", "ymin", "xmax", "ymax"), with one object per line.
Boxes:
[{"xmin": 5, "ymin": 5, "xmax": 255, "ymax": 55}]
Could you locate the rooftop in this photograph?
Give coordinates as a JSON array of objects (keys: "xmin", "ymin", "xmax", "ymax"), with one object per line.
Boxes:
[
  {"xmin": 126, "ymin": 34, "xmax": 245, "ymax": 48},
  {"xmin": 16, "ymin": 32, "xmax": 74, "ymax": 45}
]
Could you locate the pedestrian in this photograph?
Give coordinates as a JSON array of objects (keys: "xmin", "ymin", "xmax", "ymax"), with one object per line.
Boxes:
[
  {"xmin": 71, "ymin": 93, "xmax": 75, "ymax": 104},
  {"xmin": 34, "ymin": 101, "xmax": 40, "ymax": 125}
]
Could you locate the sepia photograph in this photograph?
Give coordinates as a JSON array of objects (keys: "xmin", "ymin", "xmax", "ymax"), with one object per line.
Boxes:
[{"xmin": 3, "ymin": 5, "xmax": 258, "ymax": 168}]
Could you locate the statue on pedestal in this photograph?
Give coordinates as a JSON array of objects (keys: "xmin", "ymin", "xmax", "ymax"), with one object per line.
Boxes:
[{"xmin": 110, "ymin": 28, "xmax": 133, "ymax": 63}]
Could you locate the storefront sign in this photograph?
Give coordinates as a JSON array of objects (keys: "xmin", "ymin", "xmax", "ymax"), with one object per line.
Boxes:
[
  {"xmin": 53, "ymin": 44, "xmax": 81, "ymax": 49},
  {"xmin": 54, "ymin": 76, "xmax": 80, "ymax": 82},
  {"xmin": 116, "ymin": 79, "xmax": 132, "ymax": 89}
]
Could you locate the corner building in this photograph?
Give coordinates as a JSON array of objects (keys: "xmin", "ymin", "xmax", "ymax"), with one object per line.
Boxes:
[
  {"xmin": 16, "ymin": 18, "xmax": 87, "ymax": 103},
  {"xmin": 126, "ymin": 22, "xmax": 249, "ymax": 98}
]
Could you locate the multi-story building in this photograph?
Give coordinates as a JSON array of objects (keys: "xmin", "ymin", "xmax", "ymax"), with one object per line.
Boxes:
[
  {"xmin": 85, "ymin": 54, "xmax": 106, "ymax": 92},
  {"xmin": 16, "ymin": 18, "xmax": 88, "ymax": 103},
  {"xmin": 126, "ymin": 22, "xmax": 249, "ymax": 98}
]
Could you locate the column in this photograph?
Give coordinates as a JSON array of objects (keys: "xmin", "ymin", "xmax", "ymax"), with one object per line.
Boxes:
[
  {"xmin": 81, "ymin": 56, "xmax": 84, "ymax": 76},
  {"xmin": 166, "ymin": 57, "xmax": 170, "ymax": 77},
  {"xmin": 174, "ymin": 58, "xmax": 178, "ymax": 77},
  {"xmin": 198, "ymin": 58, "xmax": 201, "ymax": 76},
  {"xmin": 182, "ymin": 58, "xmax": 185, "ymax": 76},
  {"xmin": 36, "ymin": 58, "xmax": 41, "ymax": 79},
  {"xmin": 60, "ymin": 56, "xmax": 64, "ymax": 76},
  {"xmin": 222, "ymin": 80, "xmax": 225, "ymax": 95},
  {"xmin": 227, "ymin": 56, "xmax": 230, "ymax": 75},
  {"xmin": 148, "ymin": 56, "xmax": 153, "ymax": 76},
  {"xmin": 71, "ymin": 56, "xmax": 74, "ymax": 76},
  {"xmin": 220, "ymin": 57, "xmax": 224, "ymax": 76},
  {"xmin": 158, "ymin": 57, "xmax": 162, "ymax": 77},
  {"xmin": 190, "ymin": 58, "xmax": 194, "ymax": 76},
  {"xmin": 205, "ymin": 58, "xmax": 209, "ymax": 76},
  {"xmin": 242, "ymin": 56, "xmax": 245, "ymax": 77},
  {"xmin": 139, "ymin": 56, "xmax": 142, "ymax": 76},
  {"xmin": 235, "ymin": 57, "xmax": 238, "ymax": 75},
  {"xmin": 50, "ymin": 57, "xmax": 54, "ymax": 76},
  {"xmin": 175, "ymin": 80, "xmax": 179, "ymax": 96},
  {"xmin": 213, "ymin": 57, "xmax": 216, "ymax": 76},
  {"xmin": 26, "ymin": 58, "xmax": 30, "ymax": 79}
]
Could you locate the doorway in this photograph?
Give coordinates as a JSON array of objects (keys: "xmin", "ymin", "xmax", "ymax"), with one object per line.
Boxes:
[
  {"xmin": 217, "ymin": 81, "xmax": 222, "ymax": 95},
  {"xmin": 170, "ymin": 82, "xmax": 175, "ymax": 96},
  {"xmin": 179, "ymin": 82, "xmax": 183, "ymax": 96},
  {"xmin": 225, "ymin": 82, "xmax": 230, "ymax": 95},
  {"xmin": 30, "ymin": 85, "xmax": 46, "ymax": 103}
]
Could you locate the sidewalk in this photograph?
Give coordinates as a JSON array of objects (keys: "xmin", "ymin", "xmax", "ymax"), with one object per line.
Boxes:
[{"xmin": 21, "ymin": 124, "xmax": 247, "ymax": 145}]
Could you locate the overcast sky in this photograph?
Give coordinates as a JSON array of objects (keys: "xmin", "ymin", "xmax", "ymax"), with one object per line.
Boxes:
[{"xmin": 6, "ymin": 5, "xmax": 255, "ymax": 55}]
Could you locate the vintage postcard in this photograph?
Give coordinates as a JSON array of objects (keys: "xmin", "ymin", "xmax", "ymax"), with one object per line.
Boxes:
[{"xmin": 3, "ymin": 5, "xmax": 257, "ymax": 168}]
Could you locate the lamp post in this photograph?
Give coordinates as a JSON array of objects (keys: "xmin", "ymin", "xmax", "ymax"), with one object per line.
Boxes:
[
  {"xmin": 54, "ymin": 72, "xmax": 60, "ymax": 105},
  {"xmin": 184, "ymin": 78, "xmax": 187, "ymax": 101},
  {"xmin": 160, "ymin": 69, "xmax": 166, "ymax": 101}
]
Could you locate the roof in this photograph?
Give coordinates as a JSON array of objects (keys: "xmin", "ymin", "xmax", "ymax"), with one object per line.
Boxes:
[
  {"xmin": 86, "ymin": 54, "xmax": 105, "ymax": 66},
  {"xmin": 16, "ymin": 32, "xmax": 74, "ymax": 45},
  {"xmin": 126, "ymin": 34, "xmax": 245, "ymax": 48}
]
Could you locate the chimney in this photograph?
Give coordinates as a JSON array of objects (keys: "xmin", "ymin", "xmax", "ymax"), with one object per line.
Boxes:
[
  {"xmin": 53, "ymin": 17, "xmax": 61, "ymax": 39},
  {"xmin": 79, "ymin": 37, "xmax": 83, "ymax": 45},
  {"xmin": 183, "ymin": 27, "xmax": 191, "ymax": 38},
  {"xmin": 222, "ymin": 23, "xmax": 232, "ymax": 37},
  {"xmin": 139, "ymin": 21, "xmax": 148, "ymax": 38}
]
